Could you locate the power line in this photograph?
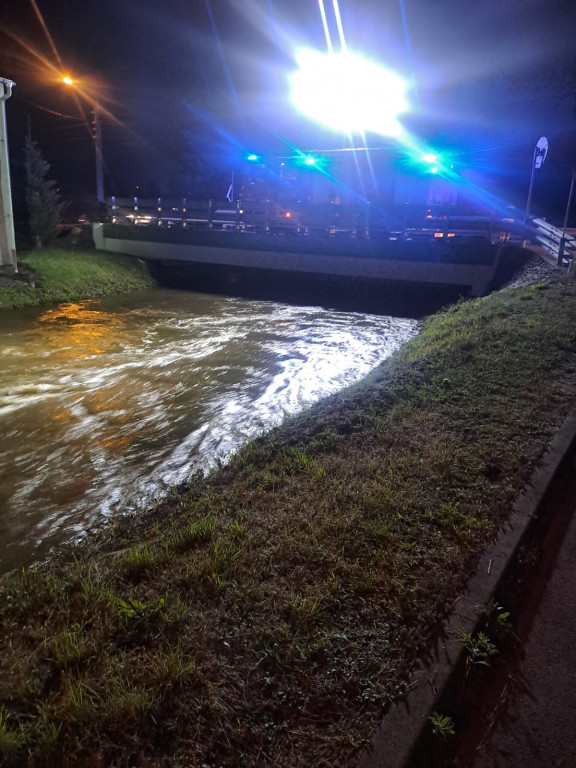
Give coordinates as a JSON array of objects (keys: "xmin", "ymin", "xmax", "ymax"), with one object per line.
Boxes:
[{"xmin": 21, "ymin": 98, "xmax": 85, "ymax": 120}]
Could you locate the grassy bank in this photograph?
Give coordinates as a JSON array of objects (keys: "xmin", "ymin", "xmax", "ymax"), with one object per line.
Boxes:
[
  {"xmin": 0, "ymin": 248, "xmax": 154, "ymax": 310},
  {"xmin": 1, "ymin": 276, "xmax": 576, "ymax": 766}
]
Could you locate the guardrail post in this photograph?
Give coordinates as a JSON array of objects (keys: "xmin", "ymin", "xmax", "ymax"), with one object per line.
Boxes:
[
  {"xmin": 329, "ymin": 205, "xmax": 336, "ymax": 236},
  {"xmin": 133, "ymin": 196, "xmax": 138, "ymax": 224},
  {"xmin": 208, "ymin": 198, "xmax": 214, "ymax": 229},
  {"xmin": 157, "ymin": 197, "xmax": 162, "ymax": 227},
  {"xmin": 181, "ymin": 198, "xmax": 187, "ymax": 228},
  {"xmin": 264, "ymin": 201, "xmax": 270, "ymax": 234},
  {"xmin": 558, "ymin": 236, "xmax": 566, "ymax": 266},
  {"xmin": 235, "ymin": 199, "xmax": 242, "ymax": 231}
]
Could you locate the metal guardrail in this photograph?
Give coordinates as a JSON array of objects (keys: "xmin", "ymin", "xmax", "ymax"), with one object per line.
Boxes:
[
  {"xmin": 531, "ymin": 218, "xmax": 576, "ymax": 265},
  {"xmin": 108, "ymin": 197, "xmax": 237, "ymax": 229},
  {"xmin": 104, "ymin": 197, "xmax": 526, "ymax": 245}
]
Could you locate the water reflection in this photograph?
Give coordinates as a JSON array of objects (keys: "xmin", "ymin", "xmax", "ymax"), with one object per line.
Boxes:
[
  {"xmin": 36, "ymin": 302, "xmax": 126, "ymax": 359},
  {"xmin": 0, "ymin": 289, "xmax": 419, "ymax": 573}
]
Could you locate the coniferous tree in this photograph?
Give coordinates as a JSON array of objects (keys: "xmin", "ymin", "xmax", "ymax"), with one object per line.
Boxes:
[{"xmin": 24, "ymin": 135, "xmax": 66, "ymax": 248}]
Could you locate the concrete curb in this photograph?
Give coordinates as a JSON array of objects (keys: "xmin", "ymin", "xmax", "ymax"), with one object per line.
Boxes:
[{"xmin": 358, "ymin": 405, "xmax": 576, "ymax": 768}]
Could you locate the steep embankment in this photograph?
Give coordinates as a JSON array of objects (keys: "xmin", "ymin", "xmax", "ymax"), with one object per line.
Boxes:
[{"xmin": 0, "ymin": 270, "xmax": 575, "ymax": 767}]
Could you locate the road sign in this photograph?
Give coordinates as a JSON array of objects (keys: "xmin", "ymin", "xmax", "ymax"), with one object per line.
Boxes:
[
  {"xmin": 524, "ymin": 136, "xmax": 549, "ymax": 223},
  {"xmin": 534, "ymin": 136, "xmax": 548, "ymax": 169}
]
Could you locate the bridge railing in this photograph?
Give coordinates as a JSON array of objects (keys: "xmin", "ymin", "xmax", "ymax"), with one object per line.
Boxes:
[
  {"xmin": 107, "ymin": 197, "xmax": 239, "ymax": 228},
  {"xmin": 104, "ymin": 197, "xmax": 524, "ymax": 244},
  {"xmin": 530, "ymin": 218, "xmax": 576, "ymax": 265}
]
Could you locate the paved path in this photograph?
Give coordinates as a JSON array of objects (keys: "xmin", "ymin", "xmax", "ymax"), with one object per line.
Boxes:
[{"xmin": 456, "ymin": 455, "xmax": 576, "ymax": 768}]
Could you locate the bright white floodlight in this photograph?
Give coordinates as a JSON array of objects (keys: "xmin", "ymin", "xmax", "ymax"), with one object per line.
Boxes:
[{"xmin": 290, "ymin": 49, "xmax": 408, "ymax": 136}]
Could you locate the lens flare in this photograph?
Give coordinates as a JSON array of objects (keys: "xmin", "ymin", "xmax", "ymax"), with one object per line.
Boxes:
[{"xmin": 290, "ymin": 49, "xmax": 408, "ymax": 137}]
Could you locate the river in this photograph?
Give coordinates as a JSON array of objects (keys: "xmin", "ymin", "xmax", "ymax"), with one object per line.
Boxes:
[{"xmin": 0, "ymin": 288, "xmax": 419, "ymax": 574}]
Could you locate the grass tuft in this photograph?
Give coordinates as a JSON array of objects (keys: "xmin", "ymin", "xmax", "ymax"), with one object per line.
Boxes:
[{"xmin": 2, "ymin": 275, "xmax": 576, "ymax": 765}]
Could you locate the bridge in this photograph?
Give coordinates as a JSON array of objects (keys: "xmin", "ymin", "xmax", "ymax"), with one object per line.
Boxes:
[{"xmin": 93, "ymin": 197, "xmax": 574, "ymax": 301}]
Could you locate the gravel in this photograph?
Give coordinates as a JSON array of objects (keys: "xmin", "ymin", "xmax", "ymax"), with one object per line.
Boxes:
[{"xmin": 502, "ymin": 254, "xmax": 558, "ymax": 289}]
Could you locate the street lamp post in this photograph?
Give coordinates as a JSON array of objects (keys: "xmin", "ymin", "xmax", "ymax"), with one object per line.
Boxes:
[
  {"xmin": 0, "ymin": 77, "xmax": 17, "ymax": 271},
  {"xmin": 63, "ymin": 76, "xmax": 105, "ymax": 206}
]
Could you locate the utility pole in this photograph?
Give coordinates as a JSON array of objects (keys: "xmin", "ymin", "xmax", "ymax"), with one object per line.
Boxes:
[
  {"xmin": 0, "ymin": 77, "xmax": 17, "ymax": 272},
  {"xmin": 93, "ymin": 104, "xmax": 105, "ymax": 204}
]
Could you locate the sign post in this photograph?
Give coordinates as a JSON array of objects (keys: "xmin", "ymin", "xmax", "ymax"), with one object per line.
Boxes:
[{"xmin": 558, "ymin": 169, "xmax": 576, "ymax": 266}]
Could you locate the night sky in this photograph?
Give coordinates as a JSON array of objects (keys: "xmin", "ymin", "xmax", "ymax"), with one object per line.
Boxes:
[{"xmin": 1, "ymin": 0, "xmax": 575, "ymax": 218}]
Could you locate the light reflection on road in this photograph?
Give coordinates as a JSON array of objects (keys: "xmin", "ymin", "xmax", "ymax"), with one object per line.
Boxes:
[{"xmin": 0, "ymin": 289, "xmax": 419, "ymax": 573}]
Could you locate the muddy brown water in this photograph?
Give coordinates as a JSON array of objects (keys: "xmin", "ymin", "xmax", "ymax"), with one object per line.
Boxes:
[{"xmin": 0, "ymin": 287, "xmax": 419, "ymax": 574}]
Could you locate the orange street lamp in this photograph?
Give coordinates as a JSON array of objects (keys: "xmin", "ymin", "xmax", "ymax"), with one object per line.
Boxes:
[{"xmin": 62, "ymin": 75, "xmax": 105, "ymax": 204}]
